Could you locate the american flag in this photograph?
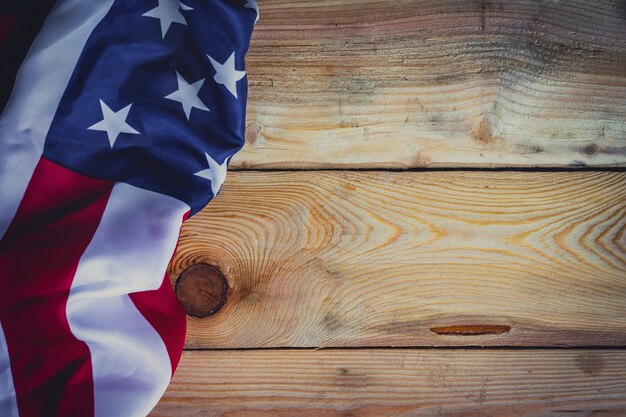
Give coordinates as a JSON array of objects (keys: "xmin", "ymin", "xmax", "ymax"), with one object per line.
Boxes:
[{"xmin": 0, "ymin": 1, "xmax": 257, "ymax": 415}]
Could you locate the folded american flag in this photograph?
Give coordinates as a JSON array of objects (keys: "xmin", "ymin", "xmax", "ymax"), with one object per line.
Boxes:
[{"xmin": 0, "ymin": 1, "xmax": 257, "ymax": 416}]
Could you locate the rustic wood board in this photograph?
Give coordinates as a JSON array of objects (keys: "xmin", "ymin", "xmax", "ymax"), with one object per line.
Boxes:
[
  {"xmin": 151, "ymin": 349, "xmax": 626, "ymax": 416},
  {"xmin": 169, "ymin": 171, "xmax": 626, "ymax": 348},
  {"xmin": 234, "ymin": 0, "xmax": 626, "ymax": 169},
  {"xmin": 157, "ymin": 2, "xmax": 626, "ymax": 411}
]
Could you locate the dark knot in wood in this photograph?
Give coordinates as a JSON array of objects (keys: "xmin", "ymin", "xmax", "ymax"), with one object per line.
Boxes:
[{"xmin": 174, "ymin": 263, "xmax": 229, "ymax": 317}]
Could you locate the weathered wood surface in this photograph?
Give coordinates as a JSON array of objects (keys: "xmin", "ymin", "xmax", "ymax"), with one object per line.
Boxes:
[
  {"xmin": 169, "ymin": 171, "xmax": 626, "ymax": 348},
  {"xmin": 234, "ymin": 0, "xmax": 626, "ymax": 169},
  {"xmin": 151, "ymin": 349, "xmax": 626, "ymax": 416}
]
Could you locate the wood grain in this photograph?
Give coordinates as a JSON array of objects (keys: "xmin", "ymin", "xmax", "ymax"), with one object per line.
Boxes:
[
  {"xmin": 170, "ymin": 171, "xmax": 626, "ymax": 348},
  {"xmin": 235, "ymin": 0, "xmax": 626, "ymax": 169},
  {"xmin": 151, "ymin": 349, "xmax": 626, "ymax": 416}
]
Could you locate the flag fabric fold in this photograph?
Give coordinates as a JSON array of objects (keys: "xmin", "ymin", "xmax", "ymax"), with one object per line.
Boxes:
[{"xmin": 0, "ymin": 1, "xmax": 257, "ymax": 415}]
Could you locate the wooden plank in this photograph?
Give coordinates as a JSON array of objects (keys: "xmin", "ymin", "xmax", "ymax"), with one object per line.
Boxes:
[
  {"xmin": 151, "ymin": 349, "xmax": 626, "ymax": 416},
  {"xmin": 169, "ymin": 171, "xmax": 626, "ymax": 348},
  {"xmin": 235, "ymin": 0, "xmax": 626, "ymax": 169}
]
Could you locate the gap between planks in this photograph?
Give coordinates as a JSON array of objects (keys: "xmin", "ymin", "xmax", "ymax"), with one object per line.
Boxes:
[
  {"xmin": 181, "ymin": 346, "xmax": 626, "ymax": 352},
  {"xmin": 229, "ymin": 167, "xmax": 626, "ymax": 173}
]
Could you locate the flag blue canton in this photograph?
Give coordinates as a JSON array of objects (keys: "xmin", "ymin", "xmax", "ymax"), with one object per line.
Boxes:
[{"xmin": 42, "ymin": 0, "xmax": 257, "ymax": 215}]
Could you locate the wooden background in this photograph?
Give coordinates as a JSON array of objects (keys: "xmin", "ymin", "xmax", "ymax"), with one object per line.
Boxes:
[{"xmin": 152, "ymin": 0, "xmax": 626, "ymax": 415}]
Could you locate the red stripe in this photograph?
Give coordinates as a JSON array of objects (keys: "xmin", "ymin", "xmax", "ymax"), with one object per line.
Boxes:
[
  {"xmin": 129, "ymin": 272, "xmax": 187, "ymax": 374},
  {"xmin": 0, "ymin": 157, "xmax": 113, "ymax": 417},
  {"xmin": 129, "ymin": 209, "xmax": 189, "ymax": 374}
]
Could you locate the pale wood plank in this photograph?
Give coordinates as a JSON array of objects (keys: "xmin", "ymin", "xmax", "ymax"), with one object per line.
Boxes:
[
  {"xmin": 170, "ymin": 171, "xmax": 626, "ymax": 348},
  {"xmin": 151, "ymin": 349, "xmax": 626, "ymax": 416},
  {"xmin": 235, "ymin": 0, "xmax": 626, "ymax": 169}
]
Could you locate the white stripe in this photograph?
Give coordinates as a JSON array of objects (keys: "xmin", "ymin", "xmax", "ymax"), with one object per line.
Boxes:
[
  {"xmin": 0, "ymin": 0, "xmax": 116, "ymax": 240},
  {"xmin": 0, "ymin": 322, "xmax": 19, "ymax": 417},
  {"xmin": 66, "ymin": 182, "xmax": 189, "ymax": 417}
]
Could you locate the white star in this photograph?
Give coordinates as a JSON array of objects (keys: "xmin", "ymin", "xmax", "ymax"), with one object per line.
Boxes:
[
  {"xmin": 207, "ymin": 52, "xmax": 246, "ymax": 99},
  {"xmin": 194, "ymin": 153, "xmax": 229, "ymax": 196},
  {"xmin": 165, "ymin": 72, "xmax": 209, "ymax": 120},
  {"xmin": 88, "ymin": 100, "xmax": 140, "ymax": 147},
  {"xmin": 142, "ymin": 0, "xmax": 192, "ymax": 39},
  {"xmin": 244, "ymin": 0, "xmax": 259, "ymax": 25}
]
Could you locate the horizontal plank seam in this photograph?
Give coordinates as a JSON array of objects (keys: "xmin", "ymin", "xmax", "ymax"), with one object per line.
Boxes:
[
  {"xmin": 183, "ymin": 345, "xmax": 626, "ymax": 352},
  {"xmin": 230, "ymin": 167, "xmax": 626, "ymax": 173}
]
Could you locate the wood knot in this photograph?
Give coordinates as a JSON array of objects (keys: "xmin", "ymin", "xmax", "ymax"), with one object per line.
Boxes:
[
  {"xmin": 174, "ymin": 263, "xmax": 229, "ymax": 317},
  {"xmin": 472, "ymin": 113, "xmax": 502, "ymax": 145},
  {"xmin": 582, "ymin": 143, "xmax": 599, "ymax": 157},
  {"xmin": 411, "ymin": 152, "xmax": 431, "ymax": 168},
  {"xmin": 575, "ymin": 352, "xmax": 605, "ymax": 376},
  {"xmin": 245, "ymin": 122, "xmax": 262, "ymax": 145},
  {"xmin": 475, "ymin": 118, "xmax": 495, "ymax": 144}
]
